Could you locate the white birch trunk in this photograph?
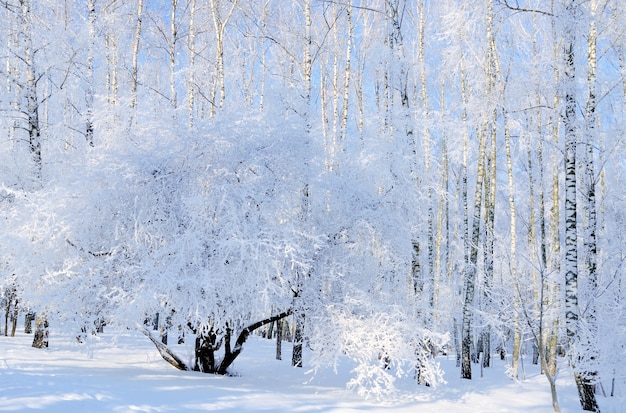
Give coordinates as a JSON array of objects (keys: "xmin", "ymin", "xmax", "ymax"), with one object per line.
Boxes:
[
  {"xmin": 563, "ymin": 0, "xmax": 579, "ymax": 352},
  {"xmin": 130, "ymin": 0, "xmax": 144, "ymax": 114},
  {"xmin": 105, "ymin": 32, "xmax": 118, "ymax": 106},
  {"xmin": 187, "ymin": 0, "xmax": 197, "ymax": 127},
  {"xmin": 292, "ymin": 0, "xmax": 312, "ymax": 369},
  {"xmin": 459, "ymin": 56, "xmax": 471, "ymax": 378},
  {"xmin": 562, "ymin": 2, "xmax": 599, "ymax": 410},
  {"xmin": 19, "ymin": 0, "xmax": 41, "ymax": 178},
  {"xmin": 580, "ymin": 1, "xmax": 600, "ymax": 409},
  {"xmin": 169, "ymin": 0, "xmax": 178, "ymax": 115},
  {"xmin": 321, "ymin": 61, "xmax": 329, "ymax": 157},
  {"xmin": 259, "ymin": 2, "xmax": 269, "ymax": 112},
  {"xmin": 433, "ymin": 81, "xmax": 447, "ymax": 326},
  {"xmin": 482, "ymin": 1, "xmax": 501, "ymax": 370},
  {"xmin": 418, "ymin": 0, "xmax": 435, "ymax": 323},
  {"xmin": 340, "ymin": 0, "xmax": 352, "ymax": 143},
  {"xmin": 504, "ymin": 108, "xmax": 522, "ymax": 380},
  {"xmin": 548, "ymin": 1, "xmax": 562, "ymax": 378},
  {"xmin": 209, "ymin": 0, "xmax": 238, "ymax": 116},
  {"xmin": 6, "ymin": 10, "xmax": 19, "ymax": 145},
  {"xmin": 331, "ymin": 6, "xmax": 339, "ymax": 146},
  {"xmin": 461, "ymin": 123, "xmax": 487, "ymax": 380},
  {"xmin": 85, "ymin": 0, "xmax": 96, "ymax": 146},
  {"xmin": 303, "ymin": 0, "xmax": 312, "ymax": 130}
]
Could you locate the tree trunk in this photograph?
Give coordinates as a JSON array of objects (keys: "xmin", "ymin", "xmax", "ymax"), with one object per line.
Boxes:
[
  {"xmin": 453, "ymin": 317, "xmax": 461, "ymax": 368},
  {"xmin": 482, "ymin": 1, "xmax": 500, "ymax": 370},
  {"xmin": 303, "ymin": 0, "xmax": 312, "ymax": 130},
  {"xmin": 10, "ymin": 299, "xmax": 18, "ymax": 337},
  {"xmin": 208, "ymin": 0, "xmax": 238, "ymax": 116},
  {"xmin": 129, "ymin": 0, "xmax": 144, "ymax": 115},
  {"xmin": 276, "ymin": 318, "xmax": 283, "ymax": 360},
  {"xmin": 458, "ymin": 50, "xmax": 470, "ymax": 378},
  {"xmin": 4, "ymin": 289, "xmax": 10, "ymax": 336},
  {"xmin": 152, "ymin": 312, "xmax": 159, "ymax": 331},
  {"xmin": 187, "ymin": 0, "xmax": 197, "ymax": 126},
  {"xmin": 218, "ymin": 310, "xmax": 292, "ymax": 374},
  {"xmin": 146, "ymin": 311, "xmax": 294, "ymax": 374},
  {"xmin": 141, "ymin": 326, "xmax": 188, "ymax": 371},
  {"xmin": 24, "ymin": 312, "xmax": 34, "ymax": 334},
  {"xmin": 94, "ymin": 318, "xmax": 105, "ymax": 334},
  {"xmin": 563, "ymin": 0, "xmax": 579, "ymax": 357},
  {"xmin": 265, "ymin": 317, "xmax": 274, "ymax": 339},
  {"xmin": 194, "ymin": 329, "xmax": 219, "ymax": 373},
  {"xmin": 105, "ymin": 31, "xmax": 118, "ymax": 106},
  {"xmin": 579, "ymin": 0, "xmax": 600, "ymax": 409},
  {"xmin": 258, "ymin": 1, "xmax": 269, "ymax": 111},
  {"xmin": 433, "ymin": 81, "xmax": 448, "ymax": 327},
  {"xmin": 547, "ymin": 5, "xmax": 562, "ymax": 378},
  {"xmin": 340, "ymin": 0, "xmax": 352, "ymax": 142},
  {"xmin": 32, "ymin": 314, "xmax": 48, "ymax": 348},
  {"xmin": 533, "ymin": 12, "xmax": 550, "ymax": 368},
  {"xmin": 562, "ymin": 1, "xmax": 599, "ymax": 410},
  {"xmin": 291, "ymin": 312, "xmax": 304, "ymax": 368},
  {"xmin": 482, "ymin": 122, "xmax": 495, "ymax": 369},
  {"xmin": 461, "ymin": 124, "xmax": 487, "ymax": 380},
  {"xmin": 168, "ymin": 0, "xmax": 178, "ymax": 113},
  {"xmin": 504, "ymin": 109, "xmax": 522, "ymax": 379},
  {"xmin": 19, "ymin": 0, "xmax": 41, "ymax": 178},
  {"xmin": 85, "ymin": 0, "xmax": 95, "ymax": 146},
  {"xmin": 418, "ymin": 0, "xmax": 435, "ymax": 329}
]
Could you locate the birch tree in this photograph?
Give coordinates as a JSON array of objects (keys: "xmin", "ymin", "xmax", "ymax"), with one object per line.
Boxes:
[
  {"xmin": 340, "ymin": 0, "xmax": 352, "ymax": 143},
  {"xmin": 293, "ymin": 0, "xmax": 312, "ymax": 369},
  {"xmin": 129, "ymin": 0, "xmax": 143, "ymax": 115},
  {"xmin": 209, "ymin": 0, "xmax": 238, "ymax": 116},
  {"xmin": 460, "ymin": 0, "xmax": 497, "ymax": 380},
  {"xmin": 417, "ymin": 0, "xmax": 435, "ymax": 329},
  {"xmin": 187, "ymin": 0, "xmax": 197, "ymax": 126},
  {"xmin": 168, "ymin": 0, "xmax": 179, "ymax": 112},
  {"xmin": 579, "ymin": 0, "xmax": 600, "ymax": 408},
  {"xmin": 562, "ymin": 0, "xmax": 599, "ymax": 410},
  {"xmin": 461, "ymin": 112, "xmax": 486, "ymax": 380},
  {"xmin": 481, "ymin": 0, "xmax": 500, "ymax": 369},
  {"xmin": 85, "ymin": 0, "xmax": 96, "ymax": 146},
  {"xmin": 18, "ymin": 0, "xmax": 42, "ymax": 180}
]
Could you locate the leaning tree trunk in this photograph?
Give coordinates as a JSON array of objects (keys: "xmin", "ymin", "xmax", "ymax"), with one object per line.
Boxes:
[{"xmin": 218, "ymin": 310, "xmax": 292, "ymax": 374}]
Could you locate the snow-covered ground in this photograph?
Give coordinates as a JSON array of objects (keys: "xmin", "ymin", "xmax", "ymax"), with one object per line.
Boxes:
[{"xmin": 0, "ymin": 330, "xmax": 622, "ymax": 412}]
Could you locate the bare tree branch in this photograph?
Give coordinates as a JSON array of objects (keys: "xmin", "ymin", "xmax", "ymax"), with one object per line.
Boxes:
[{"xmin": 497, "ymin": 0, "xmax": 553, "ymax": 16}]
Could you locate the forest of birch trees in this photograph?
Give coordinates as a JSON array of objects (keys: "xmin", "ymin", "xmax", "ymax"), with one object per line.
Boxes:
[{"xmin": 0, "ymin": 0, "xmax": 625, "ymax": 411}]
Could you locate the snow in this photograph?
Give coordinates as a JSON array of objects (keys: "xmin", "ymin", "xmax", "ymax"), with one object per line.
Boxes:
[
  {"xmin": 1, "ymin": 330, "xmax": 621, "ymax": 413},
  {"xmin": 1, "ymin": 2, "xmax": 625, "ymax": 412}
]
